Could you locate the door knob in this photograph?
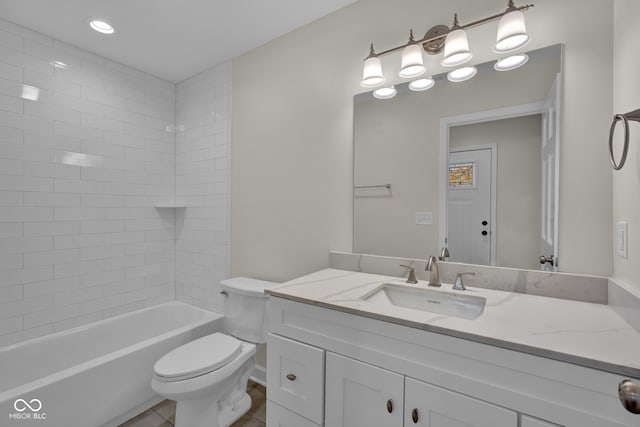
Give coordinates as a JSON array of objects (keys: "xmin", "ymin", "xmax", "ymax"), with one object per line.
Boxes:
[
  {"xmin": 386, "ymin": 399, "xmax": 393, "ymax": 413},
  {"xmin": 539, "ymin": 255, "xmax": 554, "ymax": 265},
  {"xmin": 482, "ymin": 220, "xmax": 488, "ymax": 226},
  {"xmin": 481, "ymin": 230, "xmax": 488, "ymax": 236},
  {"xmin": 411, "ymin": 408, "xmax": 419, "ymax": 423},
  {"xmin": 619, "ymin": 379, "xmax": 640, "ymax": 414}
]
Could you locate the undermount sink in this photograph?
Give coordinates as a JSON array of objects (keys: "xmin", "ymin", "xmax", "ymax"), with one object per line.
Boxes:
[{"xmin": 361, "ymin": 283, "xmax": 486, "ymax": 320}]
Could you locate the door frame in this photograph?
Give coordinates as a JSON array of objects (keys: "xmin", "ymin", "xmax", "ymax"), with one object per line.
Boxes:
[
  {"xmin": 448, "ymin": 144, "xmax": 498, "ymax": 265},
  {"xmin": 439, "ymin": 101, "xmax": 547, "ymax": 265}
]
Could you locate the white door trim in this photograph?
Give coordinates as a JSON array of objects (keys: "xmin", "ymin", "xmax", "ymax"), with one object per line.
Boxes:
[
  {"xmin": 449, "ymin": 144, "xmax": 498, "ymax": 265},
  {"xmin": 439, "ymin": 101, "xmax": 546, "ymax": 263}
]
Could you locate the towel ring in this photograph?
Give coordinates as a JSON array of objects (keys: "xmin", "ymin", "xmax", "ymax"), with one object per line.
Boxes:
[{"xmin": 609, "ymin": 108, "xmax": 640, "ymax": 170}]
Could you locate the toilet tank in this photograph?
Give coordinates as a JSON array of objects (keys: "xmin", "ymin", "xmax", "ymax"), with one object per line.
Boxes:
[{"xmin": 219, "ymin": 277, "xmax": 277, "ymax": 344}]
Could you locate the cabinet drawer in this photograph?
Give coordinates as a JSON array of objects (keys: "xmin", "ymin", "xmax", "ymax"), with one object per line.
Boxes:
[
  {"xmin": 267, "ymin": 400, "xmax": 321, "ymax": 427},
  {"xmin": 267, "ymin": 333, "xmax": 325, "ymax": 424}
]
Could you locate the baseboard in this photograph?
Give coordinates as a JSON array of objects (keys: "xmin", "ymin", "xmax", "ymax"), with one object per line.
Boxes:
[{"xmin": 250, "ymin": 364, "xmax": 266, "ymax": 387}]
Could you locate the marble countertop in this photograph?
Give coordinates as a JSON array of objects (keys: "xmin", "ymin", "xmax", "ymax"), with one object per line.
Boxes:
[{"xmin": 267, "ymin": 268, "xmax": 640, "ymax": 378}]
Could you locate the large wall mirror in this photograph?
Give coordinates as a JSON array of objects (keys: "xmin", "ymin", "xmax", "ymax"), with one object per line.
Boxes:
[{"xmin": 354, "ymin": 44, "xmax": 562, "ymax": 272}]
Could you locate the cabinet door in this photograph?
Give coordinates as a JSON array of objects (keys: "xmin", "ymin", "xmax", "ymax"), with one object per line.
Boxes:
[
  {"xmin": 404, "ymin": 378, "xmax": 517, "ymax": 427},
  {"xmin": 521, "ymin": 415, "xmax": 562, "ymax": 427},
  {"xmin": 267, "ymin": 333, "xmax": 325, "ymax": 424},
  {"xmin": 325, "ymin": 352, "xmax": 404, "ymax": 427}
]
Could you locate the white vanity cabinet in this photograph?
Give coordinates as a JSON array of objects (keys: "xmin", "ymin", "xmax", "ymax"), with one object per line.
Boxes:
[{"xmin": 266, "ymin": 297, "xmax": 639, "ymax": 427}]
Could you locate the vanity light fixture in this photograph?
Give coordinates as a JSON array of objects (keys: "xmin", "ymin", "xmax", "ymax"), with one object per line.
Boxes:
[
  {"xmin": 408, "ymin": 77, "xmax": 435, "ymax": 92},
  {"xmin": 399, "ymin": 30, "xmax": 426, "ymax": 79},
  {"xmin": 441, "ymin": 14, "xmax": 472, "ymax": 67},
  {"xmin": 495, "ymin": 1, "xmax": 530, "ymax": 53},
  {"xmin": 361, "ymin": 44, "xmax": 385, "ymax": 88},
  {"xmin": 89, "ymin": 20, "xmax": 115, "ymax": 35},
  {"xmin": 494, "ymin": 53, "xmax": 529, "ymax": 71},
  {"xmin": 359, "ymin": 1, "xmax": 533, "ymax": 88},
  {"xmin": 373, "ymin": 86, "xmax": 397, "ymax": 100},
  {"xmin": 447, "ymin": 66, "xmax": 477, "ymax": 83}
]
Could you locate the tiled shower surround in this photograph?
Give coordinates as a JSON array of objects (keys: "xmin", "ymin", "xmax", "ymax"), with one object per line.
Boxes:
[
  {"xmin": 0, "ymin": 19, "xmax": 232, "ymax": 347},
  {"xmin": 175, "ymin": 65, "xmax": 232, "ymax": 313}
]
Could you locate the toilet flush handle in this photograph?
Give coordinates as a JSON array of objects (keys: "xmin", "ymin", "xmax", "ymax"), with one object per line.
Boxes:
[{"xmin": 220, "ymin": 290, "xmax": 228, "ymax": 297}]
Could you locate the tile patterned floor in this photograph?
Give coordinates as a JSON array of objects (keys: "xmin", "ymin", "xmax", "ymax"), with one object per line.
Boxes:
[{"xmin": 119, "ymin": 381, "xmax": 266, "ymax": 427}]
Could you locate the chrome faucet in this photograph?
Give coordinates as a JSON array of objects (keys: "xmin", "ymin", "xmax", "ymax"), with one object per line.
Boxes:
[{"xmin": 425, "ymin": 256, "xmax": 441, "ymax": 287}]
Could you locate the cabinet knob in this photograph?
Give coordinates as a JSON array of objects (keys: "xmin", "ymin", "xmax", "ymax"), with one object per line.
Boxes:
[
  {"xmin": 386, "ymin": 399, "xmax": 393, "ymax": 413},
  {"xmin": 286, "ymin": 373, "xmax": 296, "ymax": 381},
  {"xmin": 619, "ymin": 379, "xmax": 640, "ymax": 414},
  {"xmin": 411, "ymin": 408, "xmax": 419, "ymax": 423}
]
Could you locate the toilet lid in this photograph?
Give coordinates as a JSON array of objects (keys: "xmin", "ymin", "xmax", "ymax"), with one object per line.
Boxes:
[{"xmin": 154, "ymin": 333, "xmax": 242, "ymax": 380}]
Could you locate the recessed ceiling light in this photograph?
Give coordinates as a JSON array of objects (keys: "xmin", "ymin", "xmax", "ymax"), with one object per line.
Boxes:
[
  {"xmin": 494, "ymin": 54, "xmax": 529, "ymax": 71},
  {"xmin": 408, "ymin": 77, "xmax": 435, "ymax": 92},
  {"xmin": 89, "ymin": 20, "xmax": 115, "ymax": 35},
  {"xmin": 373, "ymin": 86, "xmax": 397, "ymax": 100},
  {"xmin": 447, "ymin": 66, "xmax": 477, "ymax": 83}
]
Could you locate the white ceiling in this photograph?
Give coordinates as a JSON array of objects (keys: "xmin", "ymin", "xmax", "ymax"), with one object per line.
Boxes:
[{"xmin": 0, "ymin": 0, "xmax": 356, "ymax": 82}]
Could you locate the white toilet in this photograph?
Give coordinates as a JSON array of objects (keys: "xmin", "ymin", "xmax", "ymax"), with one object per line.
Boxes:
[{"xmin": 151, "ymin": 277, "xmax": 275, "ymax": 427}]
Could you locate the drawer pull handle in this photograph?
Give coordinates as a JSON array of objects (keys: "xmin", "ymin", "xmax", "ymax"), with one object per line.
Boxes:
[
  {"xmin": 411, "ymin": 408, "xmax": 419, "ymax": 423},
  {"xmin": 619, "ymin": 379, "xmax": 640, "ymax": 414},
  {"xmin": 386, "ymin": 399, "xmax": 393, "ymax": 413},
  {"xmin": 286, "ymin": 373, "xmax": 297, "ymax": 381}
]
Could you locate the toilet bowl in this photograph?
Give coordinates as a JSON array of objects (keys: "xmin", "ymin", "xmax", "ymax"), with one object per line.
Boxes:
[{"xmin": 151, "ymin": 277, "xmax": 275, "ymax": 427}]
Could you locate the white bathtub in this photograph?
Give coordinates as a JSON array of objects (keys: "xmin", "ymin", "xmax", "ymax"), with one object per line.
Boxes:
[{"xmin": 0, "ymin": 301, "xmax": 223, "ymax": 427}]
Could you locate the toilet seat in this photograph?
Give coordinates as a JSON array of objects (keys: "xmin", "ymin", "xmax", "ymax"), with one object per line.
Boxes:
[{"xmin": 154, "ymin": 333, "xmax": 242, "ymax": 382}]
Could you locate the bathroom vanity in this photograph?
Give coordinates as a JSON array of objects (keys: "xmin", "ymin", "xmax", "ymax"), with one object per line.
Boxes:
[{"xmin": 264, "ymin": 268, "xmax": 640, "ymax": 427}]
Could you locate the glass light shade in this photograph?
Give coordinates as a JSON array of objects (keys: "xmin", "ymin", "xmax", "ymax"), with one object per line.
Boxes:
[
  {"xmin": 494, "ymin": 10, "xmax": 529, "ymax": 53},
  {"xmin": 494, "ymin": 53, "xmax": 529, "ymax": 71},
  {"xmin": 447, "ymin": 66, "xmax": 477, "ymax": 83},
  {"xmin": 409, "ymin": 77, "xmax": 435, "ymax": 92},
  {"xmin": 399, "ymin": 43, "xmax": 425, "ymax": 79},
  {"xmin": 361, "ymin": 56, "xmax": 385, "ymax": 88},
  {"xmin": 441, "ymin": 29, "xmax": 473, "ymax": 67},
  {"xmin": 373, "ymin": 86, "xmax": 397, "ymax": 100}
]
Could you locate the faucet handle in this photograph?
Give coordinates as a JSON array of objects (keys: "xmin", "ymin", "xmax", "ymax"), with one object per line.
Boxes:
[
  {"xmin": 453, "ymin": 272, "xmax": 475, "ymax": 291},
  {"xmin": 439, "ymin": 247, "xmax": 450, "ymax": 261},
  {"xmin": 400, "ymin": 264, "xmax": 418, "ymax": 284}
]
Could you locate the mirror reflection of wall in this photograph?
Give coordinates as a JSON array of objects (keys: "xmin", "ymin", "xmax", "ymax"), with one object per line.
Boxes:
[
  {"xmin": 353, "ymin": 44, "xmax": 561, "ymax": 271},
  {"xmin": 449, "ymin": 116, "xmax": 542, "ymax": 270}
]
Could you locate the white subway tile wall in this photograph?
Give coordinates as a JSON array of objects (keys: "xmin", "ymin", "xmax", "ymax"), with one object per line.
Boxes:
[
  {"xmin": 0, "ymin": 19, "xmax": 178, "ymax": 347},
  {"xmin": 175, "ymin": 63, "xmax": 232, "ymax": 312}
]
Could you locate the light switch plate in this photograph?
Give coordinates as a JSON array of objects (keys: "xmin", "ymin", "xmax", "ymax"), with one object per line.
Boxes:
[
  {"xmin": 617, "ymin": 221, "xmax": 628, "ymax": 259},
  {"xmin": 415, "ymin": 212, "xmax": 433, "ymax": 225}
]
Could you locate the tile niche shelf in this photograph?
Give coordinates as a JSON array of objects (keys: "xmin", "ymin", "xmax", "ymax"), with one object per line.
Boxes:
[{"xmin": 154, "ymin": 204, "xmax": 187, "ymax": 209}]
